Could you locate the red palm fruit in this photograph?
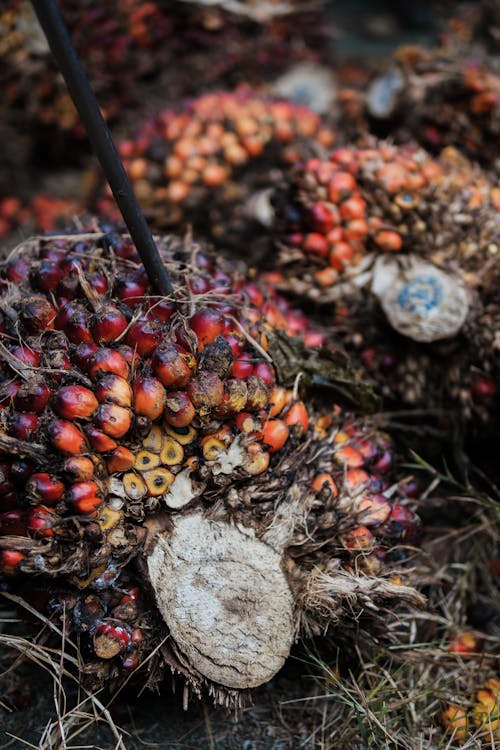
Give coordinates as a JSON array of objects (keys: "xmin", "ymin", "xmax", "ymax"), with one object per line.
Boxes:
[
  {"xmin": 211, "ymin": 271, "xmax": 233, "ymax": 296},
  {"xmin": 189, "ymin": 309, "xmax": 225, "ymax": 347},
  {"xmin": 379, "ymin": 504, "xmax": 421, "ymax": 544},
  {"xmin": 335, "ymin": 445, "xmax": 364, "ymax": 468},
  {"xmin": 0, "ymin": 381, "xmax": 21, "ymax": 404},
  {"xmin": 70, "ymin": 496, "xmax": 103, "ymax": 515},
  {"xmin": 91, "ymin": 305, "xmax": 128, "ymax": 344},
  {"xmin": 224, "ymin": 333, "xmax": 244, "ymax": 357},
  {"xmin": 373, "ymin": 450, "xmax": 393, "ymax": 473},
  {"xmin": 9, "ymin": 412, "xmax": 38, "ymax": 440},
  {"xmin": 187, "ymin": 371, "xmax": 224, "ymax": 410},
  {"xmin": 304, "ymin": 330, "xmax": 326, "ymax": 348},
  {"xmin": 47, "ymin": 419, "xmax": 87, "ymax": 455},
  {"xmin": 449, "ymin": 632, "xmax": 482, "ymax": 654},
  {"xmin": 72, "ymin": 342, "xmax": 99, "ymax": 371},
  {"xmin": 151, "ymin": 342, "xmax": 194, "ymax": 388},
  {"xmin": 63, "ymin": 305, "xmax": 93, "ymax": 344},
  {"xmin": 343, "ymin": 526, "xmax": 374, "ymax": 550},
  {"xmin": 27, "ymin": 506, "xmax": 56, "ymax": 537},
  {"xmin": 230, "ymin": 358, "xmax": 254, "ymax": 379},
  {"xmin": 93, "ymin": 404, "xmax": 132, "ymax": 438},
  {"xmin": 148, "ymin": 299, "xmax": 175, "ymax": 323},
  {"xmin": 311, "ymin": 473, "xmax": 338, "ymax": 496},
  {"xmin": 10, "ymin": 344, "xmax": 40, "ymax": 368},
  {"xmin": 106, "ymin": 446, "xmax": 135, "ymax": 473},
  {"xmin": 6, "ymin": 257, "xmax": 31, "ymax": 283},
  {"xmin": 284, "ymin": 401, "xmax": 309, "ymax": 434},
  {"xmin": 345, "ymin": 468, "xmax": 370, "ymax": 490},
  {"xmin": 253, "ymin": 362, "xmax": 275, "ymax": 387},
  {"xmin": 89, "ymin": 348, "xmax": 129, "ymax": 379},
  {"xmin": 241, "ymin": 284, "xmax": 264, "ymax": 307},
  {"xmin": 327, "ymin": 172, "xmax": 356, "ymax": 203},
  {"xmin": 87, "ymin": 272, "xmax": 108, "ymax": 295},
  {"xmin": 93, "ymin": 621, "xmax": 132, "ymax": 659},
  {"xmin": 14, "ymin": 381, "xmax": 51, "ymax": 413},
  {"xmin": 126, "ymin": 318, "xmax": 163, "ymax": 356},
  {"xmin": 303, "ymin": 233, "xmax": 329, "ymax": 259},
  {"xmin": 20, "ymin": 295, "xmax": 55, "ymax": 332},
  {"xmin": 63, "ymin": 457, "xmax": 95, "ymax": 482},
  {"xmin": 357, "ymin": 494, "xmax": 391, "ymax": 526},
  {"xmin": 374, "ymin": 230, "xmax": 403, "ymax": 252},
  {"xmin": 133, "ymin": 375, "xmax": 166, "ymax": 420},
  {"xmin": 0, "ymin": 510, "xmax": 27, "ymax": 535},
  {"xmin": 31, "ymin": 260, "xmax": 64, "ymax": 292},
  {"xmin": 164, "ymin": 391, "xmax": 195, "ymax": 428},
  {"xmin": 122, "ymin": 651, "xmax": 139, "ymax": 670},
  {"xmin": 54, "ymin": 300, "xmax": 78, "ymax": 329},
  {"xmin": 114, "ymin": 274, "xmax": 147, "ymax": 307},
  {"xmin": 234, "ymin": 412, "xmax": 260, "ymax": 433},
  {"xmin": 95, "ymin": 374, "xmax": 132, "ymax": 407},
  {"xmin": 67, "ymin": 481, "xmax": 102, "ymax": 511},
  {"xmin": 310, "ymin": 202, "xmax": 338, "ymax": 233},
  {"xmin": 1, "ymin": 492, "xmax": 19, "ymax": 512},
  {"xmin": 26, "ymin": 473, "xmax": 65, "ymax": 505},
  {"xmin": 262, "ymin": 420, "xmax": 290, "ymax": 453},
  {"xmin": 0, "ymin": 550, "xmax": 25, "ymax": 574},
  {"xmin": 54, "ymin": 385, "xmax": 99, "ymax": 420},
  {"xmin": 120, "ymin": 587, "xmax": 140, "ymax": 604},
  {"xmin": 189, "ymin": 276, "xmax": 211, "ymax": 295},
  {"xmin": 85, "ymin": 426, "xmax": 118, "ymax": 452},
  {"xmin": 470, "ymin": 376, "xmax": 497, "ymax": 403},
  {"xmin": 116, "ymin": 344, "xmax": 141, "ymax": 370},
  {"xmin": 246, "ymin": 376, "xmax": 269, "ymax": 410}
]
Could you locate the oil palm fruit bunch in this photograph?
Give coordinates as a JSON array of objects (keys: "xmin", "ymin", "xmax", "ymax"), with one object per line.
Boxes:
[
  {"xmin": 359, "ymin": 10, "xmax": 500, "ymax": 170},
  {"xmin": 0, "ymin": 0, "xmax": 173, "ymax": 139},
  {"xmin": 0, "ymin": 227, "xmax": 423, "ymax": 703},
  {"xmin": 269, "ymin": 142, "xmax": 500, "ymax": 430},
  {"xmin": 93, "ymin": 89, "xmax": 335, "ymax": 255},
  {"xmin": 1, "ymin": 0, "xmax": 330, "ymax": 162}
]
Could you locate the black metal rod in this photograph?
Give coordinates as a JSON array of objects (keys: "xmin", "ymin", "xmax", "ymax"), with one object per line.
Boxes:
[{"xmin": 31, "ymin": 0, "xmax": 174, "ymax": 299}]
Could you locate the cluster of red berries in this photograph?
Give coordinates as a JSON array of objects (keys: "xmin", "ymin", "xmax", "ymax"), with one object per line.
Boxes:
[
  {"xmin": 95, "ymin": 89, "xmax": 335, "ymax": 245},
  {"xmin": 330, "ymin": 7, "xmax": 500, "ymax": 169},
  {"xmin": 308, "ymin": 411, "xmax": 422, "ymax": 571},
  {"xmin": 0, "ymin": 0, "xmax": 174, "ymax": 136},
  {"xmin": 384, "ymin": 38, "xmax": 500, "ymax": 165},
  {"xmin": 273, "ymin": 141, "xmax": 500, "ymax": 292},
  {"xmin": 0, "ymin": 229, "xmax": 332, "ymax": 577},
  {"xmin": 1, "ymin": 0, "xmax": 330, "ymax": 152},
  {"xmin": 0, "ymin": 194, "xmax": 78, "ymax": 240}
]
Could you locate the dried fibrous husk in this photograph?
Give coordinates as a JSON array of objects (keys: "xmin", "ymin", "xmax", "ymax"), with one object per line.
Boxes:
[{"xmin": 148, "ymin": 513, "xmax": 294, "ymax": 689}]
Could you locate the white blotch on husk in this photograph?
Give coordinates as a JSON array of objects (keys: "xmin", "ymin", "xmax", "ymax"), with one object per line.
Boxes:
[
  {"xmin": 147, "ymin": 512, "xmax": 294, "ymax": 689},
  {"xmin": 163, "ymin": 468, "xmax": 197, "ymax": 509},
  {"xmin": 372, "ymin": 255, "xmax": 469, "ymax": 342},
  {"xmin": 270, "ymin": 63, "xmax": 337, "ymax": 114}
]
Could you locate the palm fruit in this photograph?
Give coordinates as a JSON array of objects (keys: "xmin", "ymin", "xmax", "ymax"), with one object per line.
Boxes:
[
  {"xmin": 93, "ymin": 89, "xmax": 335, "ymax": 253},
  {"xmin": 472, "ymin": 679, "xmax": 500, "ymax": 735},
  {"xmin": 0, "ymin": 228, "xmax": 423, "ymax": 704},
  {"xmin": 269, "ymin": 142, "xmax": 500, "ymax": 433}
]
